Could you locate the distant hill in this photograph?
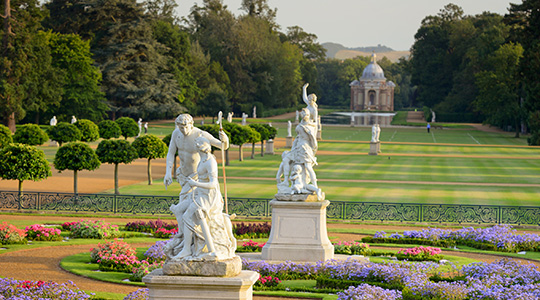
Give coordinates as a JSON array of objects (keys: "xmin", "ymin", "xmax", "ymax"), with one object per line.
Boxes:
[{"xmin": 322, "ymin": 42, "xmax": 410, "ymax": 63}]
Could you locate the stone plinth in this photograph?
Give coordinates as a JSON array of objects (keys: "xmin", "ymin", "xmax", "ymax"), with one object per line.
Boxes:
[
  {"xmin": 265, "ymin": 139, "xmax": 274, "ymax": 155},
  {"xmin": 261, "ymin": 199, "xmax": 334, "ymax": 262},
  {"xmin": 285, "ymin": 136, "xmax": 293, "ymax": 148},
  {"xmin": 369, "ymin": 142, "xmax": 380, "ymax": 155},
  {"xmin": 163, "ymin": 256, "xmax": 241, "ymax": 277},
  {"xmin": 143, "ymin": 269, "xmax": 259, "ymax": 300},
  {"xmin": 274, "ymin": 192, "xmax": 324, "ymax": 202}
]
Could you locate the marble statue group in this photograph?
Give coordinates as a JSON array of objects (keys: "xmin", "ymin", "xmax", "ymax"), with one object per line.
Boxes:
[
  {"xmin": 163, "ymin": 114, "xmax": 236, "ymax": 262},
  {"xmin": 276, "ymin": 83, "xmax": 322, "ymax": 199}
]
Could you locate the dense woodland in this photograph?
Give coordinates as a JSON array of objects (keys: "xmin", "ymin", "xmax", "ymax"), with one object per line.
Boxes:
[{"xmin": 1, "ymin": 0, "xmax": 539, "ymax": 143}]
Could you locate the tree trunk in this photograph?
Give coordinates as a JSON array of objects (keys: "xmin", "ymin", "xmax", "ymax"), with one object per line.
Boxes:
[
  {"xmin": 239, "ymin": 145, "xmax": 243, "ymax": 161},
  {"xmin": 251, "ymin": 142, "xmax": 255, "ymax": 159},
  {"xmin": 515, "ymin": 120, "xmax": 520, "ymax": 138},
  {"xmin": 147, "ymin": 158, "xmax": 152, "ymax": 185},
  {"xmin": 114, "ymin": 163, "xmax": 119, "ymax": 195},
  {"xmin": 18, "ymin": 180, "xmax": 22, "ymax": 195},
  {"xmin": 7, "ymin": 112, "xmax": 15, "ymax": 133},
  {"xmin": 74, "ymin": 170, "xmax": 78, "ymax": 194},
  {"xmin": 260, "ymin": 141, "xmax": 265, "ymax": 157},
  {"xmin": 225, "ymin": 149, "xmax": 230, "ymax": 166}
]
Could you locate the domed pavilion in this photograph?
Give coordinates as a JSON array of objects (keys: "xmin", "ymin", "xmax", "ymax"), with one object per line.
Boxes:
[{"xmin": 350, "ymin": 53, "xmax": 395, "ymax": 111}]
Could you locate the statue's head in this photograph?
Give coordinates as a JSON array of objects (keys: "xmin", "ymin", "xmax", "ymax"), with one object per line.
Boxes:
[
  {"xmin": 292, "ymin": 164, "xmax": 302, "ymax": 174},
  {"xmin": 195, "ymin": 135, "xmax": 211, "ymax": 153},
  {"xmin": 308, "ymin": 93, "xmax": 317, "ymax": 104},
  {"xmin": 175, "ymin": 114, "xmax": 194, "ymax": 136}
]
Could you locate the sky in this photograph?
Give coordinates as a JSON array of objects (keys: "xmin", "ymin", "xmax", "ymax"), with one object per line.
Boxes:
[{"xmin": 175, "ymin": 0, "xmax": 515, "ymax": 51}]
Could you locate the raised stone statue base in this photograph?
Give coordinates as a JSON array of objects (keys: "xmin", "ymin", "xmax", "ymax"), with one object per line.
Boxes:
[
  {"xmin": 285, "ymin": 136, "xmax": 293, "ymax": 148},
  {"xmin": 163, "ymin": 256, "xmax": 241, "ymax": 277},
  {"xmin": 275, "ymin": 192, "xmax": 324, "ymax": 202},
  {"xmin": 265, "ymin": 139, "xmax": 274, "ymax": 155},
  {"xmin": 369, "ymin": 142, "xmax": 380, "ymax": 155},
  {"xmin": 261, "ymin": 199, "xmax": 334, "ymax": 262},
  {"xmin": 143, "ymin": 269, "xmax": 259, "ymax": 300}
]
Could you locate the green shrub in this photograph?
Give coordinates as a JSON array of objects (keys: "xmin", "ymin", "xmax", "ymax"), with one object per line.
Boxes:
[
  {"xmin": 47, "ymin": 122, "xmax": 82, "ymax": 146},
  {"xmin": 116, "ymin": 117, "xmax": 139, "ymax": 139},
  {"xmin": 70, "ymin": 219, "xmax": 120, "ymax": 239},
  {"xmin": 75, "ymin": 119, "xmax": 100, "ymax": 142},
  {"xmin": 13, "ymin": 124, "xmax": 48, "ymax": 146},
  {"xmin": 0, "ymin": 222, "xmax": 27, "ymax": 245},
  {"xmin": 0, "ymin": 124, "xmax": 13, "ymax": 148},
  {"xmin": 98, "ymin": 120, "xmax": 121, "ymax": 139}
]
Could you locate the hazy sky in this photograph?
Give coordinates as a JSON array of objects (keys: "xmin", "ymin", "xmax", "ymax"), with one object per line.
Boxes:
[{"xmin": 176, "ymin": 0, "xmax": 514, "ymax": 51}]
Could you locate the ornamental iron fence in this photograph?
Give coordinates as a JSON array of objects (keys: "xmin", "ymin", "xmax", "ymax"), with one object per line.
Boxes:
[{"xmin": 1, "ymin": 190, "xmax": 540, "ymax": 225}]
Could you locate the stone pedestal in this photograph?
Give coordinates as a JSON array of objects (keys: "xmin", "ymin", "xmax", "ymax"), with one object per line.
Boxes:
[
  {"xmin": 162, "ymin": 256, "xmax": 241, "ymax": 277},
  {"xmin": 285, "ymin": 136, "xmax": 293, "ymax": 148},
  {"xmin": 261, "ymin": 199, "xmax": 334, "ymax": 262},
  {"xmin": 265, "ymin": 139, "xmax": 274, "ymax": 155},
  {"xmin": 143, "ymin": 269, "xmax": 259, "ymax": 300},
  {"xmin": 369, "ymin": 142, "xmax": 380, "ymax": 155}
]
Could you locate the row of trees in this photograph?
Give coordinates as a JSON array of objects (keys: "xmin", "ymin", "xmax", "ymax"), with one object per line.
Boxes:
[{"xmin": 410, "ymin": 1, "xmax": 540, "ymax": 142}]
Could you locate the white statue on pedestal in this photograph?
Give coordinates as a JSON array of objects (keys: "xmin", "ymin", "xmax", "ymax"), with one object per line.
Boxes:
[
  {"xmin": 253, "ymin": 106, "xmax": 257, "ymax": 119},
  {"xmin": 276, "ymin": 108, "xmax": 321, "ymax": 199},
  {"xmin": 163, "ymin": 114, "xmax": 234, "ymax": 262},
  {"xmin": 287, "ymin": 120, "xmax": 292, "ymax": 137},
  {"xmin": 376, "ymin": 124, "xmax": 381, "ymax": 142},
  {"xmin": 371, "ymin": 124, "xmax": 377, "ymax": 142},
  {"xmin": 431, "ymin": 109, "xmax": 436, "ymax": 123},
  {"xmin": 70, "ymin": 116, "xmax": 77, "ymax": 124},
  {"xmin": 227, "ymin": 112, "xmax": 233, "ymax": 123},
  {"xmin": 50, "ymin": 116, "xmax": 57, "ymax": 126},
  {"xmin": 241, "ymin": 113, "xmax": 247, "ymax": 126},
  {"xmin": 137, "ymin": 118, "xmax": 143, "ymax": 137}
]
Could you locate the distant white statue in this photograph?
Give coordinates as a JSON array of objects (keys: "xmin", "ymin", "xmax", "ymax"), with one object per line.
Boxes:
[
  {"xmin": 268, "ymin": 122, "xmax": 272, "ymax": 127},
  {"xmin": 277, "ymin": 108, "xmax": 321, "ymax": 199},
  {"xmin": 241, "ymin": 113, "xmax": 247, "ymax": 126},
  {"xmin": 163, "ymin": 114, "xmax": 233, "ymax": 262},
  {"xmin": 144, "ymin": 122, "xmax": 148, "ymax": 134},
  {"xmin": 295, "ymin": 111, "xmax": 299, "ymax": 123},
  {"xmin": 50, "ymin": 116, "xmax": 57, "ymax": 126},
  {"xmin": 431, "ymin": 109, "xmax": 436, "ymax": 123},
  {"xmin": 350, "ymin": 112, "xmax": 354, "ymax": 124},
  {"xmin": 287, "ymin": 120, "xmax": 292, "ymax": 137},
  {"xmin": 137, "ymin": 118, "xmax": 143, "ymax": 137},
  {"xmin": 376, "ymin": 124, "xmax": 381, "ymax": 142},
  {"xmin": 70, "ymin": 116, "xmax": 77, "ymax": 124},
  {"xmin": 227, "ymin": 112, "xmax": 233, "ymax": 123},
  {"xmin": 371, "ymin": 124, "xmax": 377, "ymax": 143},
  {"xmin": 317, "ymin": 115, "xmax": 322, "ymax": 132},
  {"xmin": 253, "ymin": 106, "xmax": 257, "ymax": 119}
]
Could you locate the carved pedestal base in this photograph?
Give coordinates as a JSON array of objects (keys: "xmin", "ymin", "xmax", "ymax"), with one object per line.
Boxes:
[
  {"xmin": 265, "ymin": 139, "xmax": 274, "ymax": 155},
  {"xmin": 285, "ymin": 136, "xmax": 293, "ymax": 148},
  {"xmin": 261, "ymin": 199, "xmax": 334, "ymax": 262},
  {"xmin": 162, "ymin": 256, "xmax": 241, "ymax": 277},
  {"xmin": 143, "ymin": 269, "xmax": 259, "ymax": 300},
  {"xmin": 369, "ymin": 142, "xmax": 380, "ymax": 155}
]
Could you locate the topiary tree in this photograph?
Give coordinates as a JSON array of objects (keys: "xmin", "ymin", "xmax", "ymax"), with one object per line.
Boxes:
[
  {"xmin": 0, "ymin": 124, "xmax": 13, "ymax": 148},
  {"xmin": 98, "ymin": 120, "xmax": 122, "ymax": 139},
  {"xmin": 75, "ymin": 119, "xmax": 100, "ymax": 142},
  {"xmin": 47, "ymin": 122, "xmax": 82, "ymax": 146},
  {"xmin": 223, "ymin": 123, "xmax": 252, "ymax": 162},
  {"xmin": 0, "ymin": 143, "xmax": 51, "ymax": 194},
  {"xmin": 249, "ymin": 123, "xmax": 270, "ymax": 157},
  {"xmin": 246, "ymin": 127, "xmax": 261, "ymax": 159},
  {"xmin": 162, "ymin": 133, "xmax": 177, "ymax": 179},
  {"xmin": 13, "ymin": 124, "xmax": 49, "ymax": 146},
  {"xmin": 132, "ymin": 134, "xmax": 167, "ymax": 185},
  {"xmin": 115, "ymin": 117, "xmax": 139, "ymax": 140},
  {"xmin": 96, "ymin": 139, "xmax": 138, "ymax": 194},
  {"xmin": 53, "ymin": 142, "xmax": 101, "ymax": 194}
]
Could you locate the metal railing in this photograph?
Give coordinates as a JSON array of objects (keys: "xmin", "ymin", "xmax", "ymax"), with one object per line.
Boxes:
[{"xmin": 1, "ymin": 190, "xmax": 540, "ymax": 225}]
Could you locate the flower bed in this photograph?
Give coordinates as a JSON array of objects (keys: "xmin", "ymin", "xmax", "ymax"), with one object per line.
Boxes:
[
  {"xmin": 0, "ymin": 278, "xmax": 91, "ymax": 299},
  {"xmin": 237, "ymin": 240, "xmax": 266, "ymax": 252},
  {"xmin": 395, "ymin": 246, "xmax": 442, "ymax": 262},
  {"xmin": 366, "ymin": 225, "xmax": 540, "ymax": 253},
  {"xmin": 333, "ymin": 241, "xmax": 372, "ymax": 256},
  {"xmin": 124, "ymin": 219, "xmax": 176, "ymax": 233},
  {"xmin": 90, "ymin": 239, "xmax": 140, "ymax": 272},
  {"xmin": 25, "ymin": 224, "xmax": 62, "ymax": 242},
  {"xmin": 153, "ymin": 227, "xmax": 178, "ymax": 239},
  {"xmin": 70, "ymin": 219, "xmax": 120, "ymax": 239},
  {"xmin": 233, "ymin": 222, "xmax": 271, "ymax": 239},
  {"xmin": 0, "ymin": 222, "xmax": 26, "ymax": 245}
]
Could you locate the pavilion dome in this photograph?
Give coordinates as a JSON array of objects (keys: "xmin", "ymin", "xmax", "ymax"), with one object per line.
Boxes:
[{"xmin": 361, "ymin": 53, "xmax": 386, "ymax": 82}]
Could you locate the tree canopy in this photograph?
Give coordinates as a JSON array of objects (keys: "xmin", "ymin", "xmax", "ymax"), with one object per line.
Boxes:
[
  {"xmin": 132, "ymin": 134, "xmax": 167, "ymax": 184},
  {"xmin": 0, "ymin": 143, "xmax": 51, "ymax": 193},
  {"xmin": 13, "ymin": 124, "xmax": 49, "ymax": 146},
  {"xmin": 96, "ymin": 139, "xmax": 138, "ymax": 194},
  {"xmin": 47, "ymin": 122, "xmax": 82, "ymax": 146}
]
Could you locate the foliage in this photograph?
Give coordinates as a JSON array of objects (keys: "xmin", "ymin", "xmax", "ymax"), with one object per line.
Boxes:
[
  {"xmin": 249, "ymin": 123, "xmax": 270, "ymax": 141},
  {"xmin": 70, "ymin": 219, "xmax": 120, "ymax": 239},
  {"xmin": 132, "ymin": 134, "xmax": 168, "ymax": 184},
  {"xmin": 130, "ymin": 260, "xmax": 164, "ymax": 282},
  {"xmin": 0, "ymin": 124, "xmax": 13, "ymax": 148},
  {"xmin": 13, "ymin": 124, "xmax": 48, "ymax": 146},
  {"xmin": 96, "ymin": 139, "xmax": 138, "ymax": 165},
  {"xmin": 262, "ymin": 123, "xmax": 277, "ymax": 140},
  {"xmin": 338, "ymin": 284, "xmax": 402, "ymax": 300},
  {"xmin": 74, "ymin": 119, "xmax": 100, "ymax": 142},
  {"xmin": 116, "ymin": 117, "xmax": 139, "ymax": 140},
  {"xmin": 237, "ymin": 240, "xmax": 266, "ymax": 252},
  {"xmin": 233, "ymin": 222, "xmax": 271, "ymax": 239},
  {"xmin": 333, "ymin": 241, "xmax": 372, "ymax": 256},
  {"xmin": 0, "ymin": 143, "xmax": 51, "ymax": 192},
  {"xmin": 61, "ymin": 222, "xmax": 77, "ymax": 231},
  {"xmin": 54, "ymin": 142, "xmax": 101, "ymax": 172},
  {"xmin": 124, "ymin": 219, "xmax": 176, "ymax": 233},
  {"xmin": 143, "ymin": 240, "xmax": 169, "ymax": 263},
  {"xmin": 395, "ymin": 246, "xmax": 442, "ymax": 262},
  {"xmin": 0, "ymin": 278, "xmax": 91, "ymax": 299},
  {"xmin": 255, "ymin": 275, "xmax": 281, "ymax": 288},
  {"xmin": 24, "ymin": 224, "xmax": 62, "ymax": 242},
  {"xmin": 123, "ymin": 288, "xmax": 149, "ymax": 300},
  {"xmin": 90, "ymin": 239, "xmax": 140, "ymax": 272},
  {"xmin": 47, "ymin": 122, "xmax": 82, "ymax": 146},
  {"xmin": 0, "ymin": 222, "xmax": 27, "ymax": 245},
  {"xmin": 98, "ymin": 120, "xmax": 122, "ymax": 139}
]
